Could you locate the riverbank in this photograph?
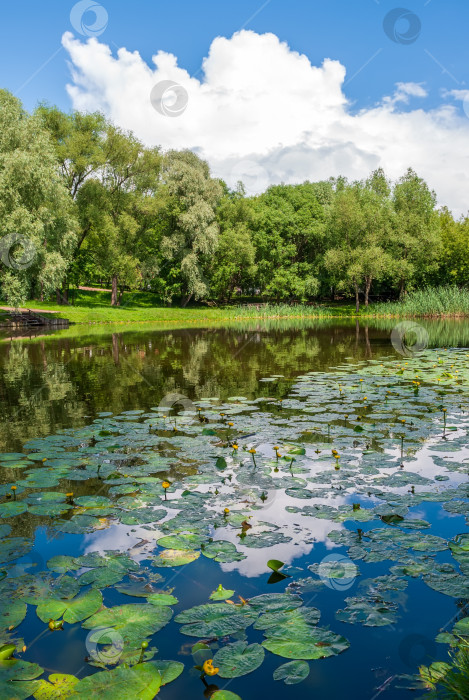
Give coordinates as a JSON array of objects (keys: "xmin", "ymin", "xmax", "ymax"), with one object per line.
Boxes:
[{"xmin": 1, "ymin": 285, "xmax": 468, "ymax": 326}]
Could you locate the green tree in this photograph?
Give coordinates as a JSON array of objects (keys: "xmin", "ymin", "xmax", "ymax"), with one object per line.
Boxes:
[
  {"xmin": 0, "ymin": 91, "xmax": 77, "ymax": 307},
  {"xmin": 324, "ymin": 171, "xmax": 393, "ymax": 311},
  {"xmin": 390, "ymin": 168, "xmax": 441, "ymax": 296},
  {"xmin": 158, "ymin": 150, "xmax": 222, "ymax": 306},
  {"xmin": 250, "ymin": 182, "xmax": 332, "ymax": 301},
  {"xmin": 210, "ymin": 183, "xmax": 257, "ymax": 300}
]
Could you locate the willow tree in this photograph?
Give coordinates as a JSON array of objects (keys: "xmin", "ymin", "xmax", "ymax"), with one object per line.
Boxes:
[
  {"xmin": 0, "ymin": 91, "xmax": 77, "ymax": 307},
  {"xmin": 158, "ymin": 150, "xmax": 222, "ymax": 306}
]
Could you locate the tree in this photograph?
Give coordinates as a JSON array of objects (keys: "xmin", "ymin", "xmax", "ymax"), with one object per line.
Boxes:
[
  {"xmin": 0, "ymin": 91, "xmax": 77, "ymax": 307},
  {"xmin": 250, "ymin": 182, "xmax": 332, "ymax": 301},
  {"xmin": 158, "ymin": 151, "xmax": 222, "ymax": 306},
  {"xmin": 72, "ymin": 126, "xmax": 162, "ymax": 305},
  {"xmin": 436, "ymin": 207, "xmax": 469, "ymax": 286},
  {"xmin": 324, "ymin": 172, "xmax": 393, "ymax": 311},
  {"xmin": 210, "ymin": 183, "xmax": 257, "ymax": 300},
  {"xmin": 390, "ymin": 168, "xmax": 441, "ymax": 296}
]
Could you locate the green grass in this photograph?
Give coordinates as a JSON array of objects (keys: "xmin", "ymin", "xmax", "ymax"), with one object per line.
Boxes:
[
  {"xmin": 372, "ymin": 286, "xmax": 469, "ymax": 317},
  {"xmin": 2, "ymin": 286, "xmax": 469, "ymax": 328},
  {"xmin": 0, "ymin": 291, "xmax": 360, "ymax": 325}
]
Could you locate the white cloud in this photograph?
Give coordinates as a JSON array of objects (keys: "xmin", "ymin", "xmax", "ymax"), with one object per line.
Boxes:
[{"xmin": 62, "ymin": 30, "xmax": 469, "ymax": 216}]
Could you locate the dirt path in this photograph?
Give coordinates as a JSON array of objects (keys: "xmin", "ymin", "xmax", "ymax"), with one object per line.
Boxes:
[{"xmin": 79, "ymin": 286, "xmax": 112, "ymax": 292}]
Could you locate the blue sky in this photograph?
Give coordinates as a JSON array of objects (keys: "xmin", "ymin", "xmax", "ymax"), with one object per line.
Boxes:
[
  {"xmin": 4, "ymin": 0, "xmax": 467, "ymax": 114},
  {"xmin": 2, "ymin": 1, "xmax": 469, "ymax": 213}
]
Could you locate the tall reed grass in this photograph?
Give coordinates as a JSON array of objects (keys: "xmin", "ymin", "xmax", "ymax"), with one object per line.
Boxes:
[{"xmin": 373, "ymin": 286, "xmax": 469, "ymax": 317}]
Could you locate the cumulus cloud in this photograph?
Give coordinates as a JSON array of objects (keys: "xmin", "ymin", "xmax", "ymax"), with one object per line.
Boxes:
[{"xmin": 62, "ymin": 30, "xmax": 469, "ymax": 215}]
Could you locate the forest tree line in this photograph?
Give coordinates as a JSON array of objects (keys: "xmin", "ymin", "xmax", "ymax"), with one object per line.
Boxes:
[{"xmin": 1, "ymin": 89, "xmax": 468, "ymax": 311}]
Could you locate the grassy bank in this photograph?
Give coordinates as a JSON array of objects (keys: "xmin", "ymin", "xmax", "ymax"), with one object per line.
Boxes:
[
  {"xmin": 372, "ymin": 285, "xmax": 469, "ymax": 317},
  {"xmin": 0, "ymin": 290, "xmax": 358, "ymax": 325},
  {"xmin": 1, "ymin": 286, "xmax": 469, "ymax": 327}
]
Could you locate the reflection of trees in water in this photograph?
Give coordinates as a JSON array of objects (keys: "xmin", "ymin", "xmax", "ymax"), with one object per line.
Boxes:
[{"xmin": 1, "ymin": 318, "xmax": 467, "ymax": 452}]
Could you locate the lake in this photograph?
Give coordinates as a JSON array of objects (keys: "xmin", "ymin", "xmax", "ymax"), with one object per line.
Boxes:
[{"xmin": 0, "ymin": 318, "xmax": 468, "ymax": 699}]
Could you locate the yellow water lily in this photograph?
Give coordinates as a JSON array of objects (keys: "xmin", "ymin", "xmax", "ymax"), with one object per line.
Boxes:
[{"xmin": 202, "ymin": 659, "xmax": 219, "ymax": 676}]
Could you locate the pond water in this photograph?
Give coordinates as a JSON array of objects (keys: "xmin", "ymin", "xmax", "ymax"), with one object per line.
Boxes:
[{"xmin": 0, "ymin": 319, "xmax": 468, "ymax": 699}]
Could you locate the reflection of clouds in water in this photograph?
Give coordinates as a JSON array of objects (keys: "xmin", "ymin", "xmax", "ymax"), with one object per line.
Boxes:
[
  {"xmin": 79, "ymin": 423, "xmax": 469, "ymax": 579},
  {"xmin": 83, "ymin": 522, "xmax": 164, "ymax": 560},
  {"xmin": 218, "ymin": 487, "xmax": 347, "ymax": 578}
]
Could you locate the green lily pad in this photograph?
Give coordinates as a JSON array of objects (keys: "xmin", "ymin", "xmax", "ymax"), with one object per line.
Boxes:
[
  {"xmin": 210, "ymin": 585, "xmax": 235, "ymax": 601},
  {"xmin": 213, "ymin": 641, "xmax": 265, "ymax": 678},
  {"xmin": 32, "ymin": 673, "xmax": 79, "ymax": 699},
  {"xmin": 273, "ymin": 659, "xmax": 310, "ymax": 685},
  {"xmin": 175, "ymin": 603, "xmax": 257, "ymax": 638},
  {"xmin": 36, "ymin": 588, "xmax": 103, "ymax": 624},
  {"xmin": 152, "ymin": 549, "xmax": 200, "ymax": 567},
  {"xmin": 72, "ymin": 662, "xmax": 162, "ymax": 699},
  {"xmin": 262, "ymin": 624, "xmax": 349, "ymax": 660},
  {"xmin": 83, "ymin": 604, "xmax": 172, "ymax": 645}
]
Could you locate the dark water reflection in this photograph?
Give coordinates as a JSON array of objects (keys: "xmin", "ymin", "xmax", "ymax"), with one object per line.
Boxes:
[
  {"xmin": 0, "ymin": 318, "xmax": 468, "ymax": 699},
  {"xmin": 1, "ymin": 318, "xmax": 468, "ymax": 452}
]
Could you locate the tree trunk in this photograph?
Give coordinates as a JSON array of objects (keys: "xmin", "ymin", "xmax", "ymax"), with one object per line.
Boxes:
[
  {"xmin": 111, "ymin": 276, "xmax": 119, "ymax": 306},
  {"xmin": 181, "ymin": 293, "xmax": 193, "ymax": 308},
  {"xmin": 364, "ymin": 276, "xmax": 372, "ymax": 307},
  {"xmin": 354, "ymin": 284, "xmax": 360, "ymax": 314},
  {"xmin": 112, "ymin": 333, "xmax": 119, "ymax": 364}
]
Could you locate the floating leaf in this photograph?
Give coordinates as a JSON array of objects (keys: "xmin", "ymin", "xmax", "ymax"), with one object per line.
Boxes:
[
  {"xmin": 83, "ymin": 604, "xmax": 172, "ymax": 645},
  {"xmin": 36, "ymin": 589, "xmax": 103, "ymax": 624},
  {"xmin": 273, "ymin": 659, "xmax": 310, "ymax": 685},
  {"xmin": 213, "ymin": 641, "xmax": 265, "ymax": 678}
]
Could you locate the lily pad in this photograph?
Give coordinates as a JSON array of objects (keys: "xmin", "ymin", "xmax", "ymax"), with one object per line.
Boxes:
[
  {"xmin": 273, "ymin": 659, "xmax": 310, "ymax": 685},
  {"xmin": 213, "ymin": 641, "xmax": 265, "ymax": 678}
]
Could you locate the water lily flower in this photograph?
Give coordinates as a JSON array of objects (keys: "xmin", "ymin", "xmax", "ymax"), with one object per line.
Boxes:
[
  {"xmin": 224, "ymin": 508, "xmax": 230, "ymax": 516},
  {"xmin": 10, "ymin": 486, "xmax": 16, "ymax": 501},
  {"xmin": 162, "ymin": 481, "xmax": 170, "ymax": 500},
  {"xmin": 228, "ymin": 422, "xmax": 234, "ymax": 427},
  {"xmin": 138, "ymin": 640, "xmax": 149, "ymax": 663},
  {"xmin": 202, "ymin": 659, "xmax": 219, "ymax": 677}
]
